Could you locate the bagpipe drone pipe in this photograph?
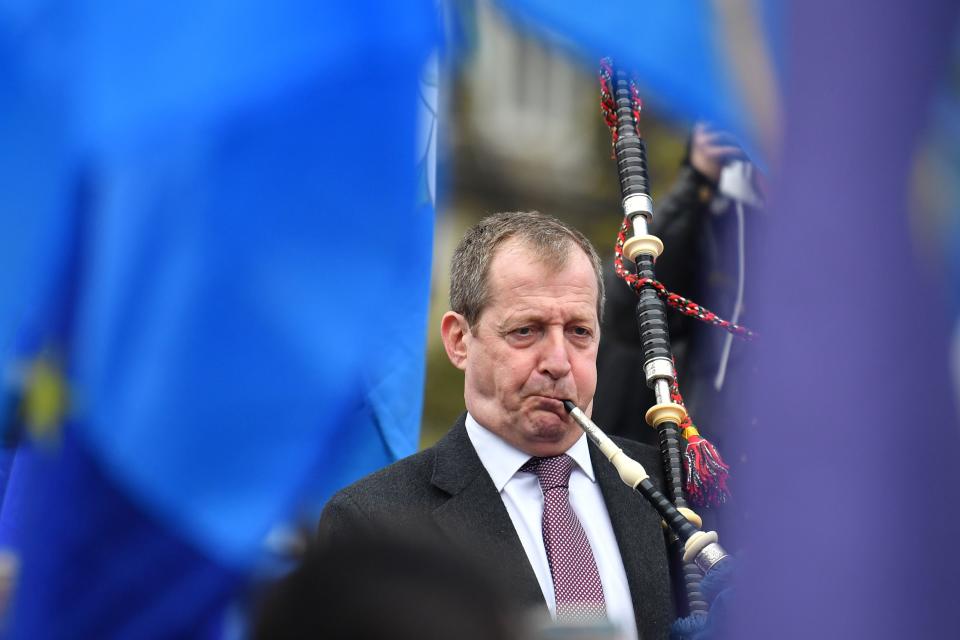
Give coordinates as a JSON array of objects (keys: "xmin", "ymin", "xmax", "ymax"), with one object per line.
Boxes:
[{"xmin": 596, "ymin": 58, "xmax": 755, "ymax": 620}]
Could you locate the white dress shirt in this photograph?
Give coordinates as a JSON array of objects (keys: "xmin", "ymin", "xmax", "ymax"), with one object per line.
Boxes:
[{"xmin": 465, "ymin": 414, "xmax": 638, "ymax": 640}]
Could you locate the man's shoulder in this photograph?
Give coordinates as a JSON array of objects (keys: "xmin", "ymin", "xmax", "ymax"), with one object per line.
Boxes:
[
  {"xmin": 330, "ymin": 445, "xmax": 438, "ymax": 505},
  {"xmin": 317, "ymin": 415, "xmax": 478, "ymax": 540},
  {"xmin": 318, "ymin": 445, "xmax": 442, "ymax": 539},
  {"xmin": 329, "ymin": 412, "xmax": 471, "ymax": 502}
]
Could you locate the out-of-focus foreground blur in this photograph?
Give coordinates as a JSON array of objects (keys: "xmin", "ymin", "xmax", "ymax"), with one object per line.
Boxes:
[{"xmin": 0, "ymin": 1, "xmax": 959, "ymax": 638}]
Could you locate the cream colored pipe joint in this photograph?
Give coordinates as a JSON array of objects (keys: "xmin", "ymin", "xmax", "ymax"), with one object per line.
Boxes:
[
  {"xmin": 622, "ymin": 234, "xmax": 664, "ymax": 261},
  {"xmin": 645, "ymin": 403, "xmax": 687, "ymax": 429}
]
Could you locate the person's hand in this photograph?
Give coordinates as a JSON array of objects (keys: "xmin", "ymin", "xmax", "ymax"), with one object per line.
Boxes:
[{"xmin": 688, "ymin": 123, "xmax": 746, "ymax": 183}]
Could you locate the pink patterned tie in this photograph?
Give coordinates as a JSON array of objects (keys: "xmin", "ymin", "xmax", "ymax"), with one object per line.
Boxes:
[{"xmin": 522, "ymin": 455, "xmax": 607, "ymax": 623}]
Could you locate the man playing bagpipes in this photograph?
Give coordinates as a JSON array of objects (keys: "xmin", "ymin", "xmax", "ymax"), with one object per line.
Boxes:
[{"xmin": 320, "ymin": 211, "xmax": 676, "ymax": 640}]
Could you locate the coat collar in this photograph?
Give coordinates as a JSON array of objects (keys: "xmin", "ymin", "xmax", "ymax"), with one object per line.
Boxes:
[
  {"xmin": 429, "ymin": 414, "xmax": 546, "ymax": 609},
  {"xmin": 430, "ymin": 413, "xmax": 487, "ymax": 495}
]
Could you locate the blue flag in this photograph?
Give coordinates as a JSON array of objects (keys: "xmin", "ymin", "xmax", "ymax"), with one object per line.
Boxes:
[{"xmin": 0, "ymin": 1, "xmax": 437, "ymax": 636}]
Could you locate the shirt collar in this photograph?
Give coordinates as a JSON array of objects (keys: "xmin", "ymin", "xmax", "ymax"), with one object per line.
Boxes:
[{"xmin": 465, "ymin": 412, "xmax": 596, "ymax": 491}]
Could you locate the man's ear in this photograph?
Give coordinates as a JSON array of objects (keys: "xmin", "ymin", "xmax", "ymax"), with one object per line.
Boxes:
[{"xmin": 440, "ymin": 311, "xmax": 471, "ymax": 371}]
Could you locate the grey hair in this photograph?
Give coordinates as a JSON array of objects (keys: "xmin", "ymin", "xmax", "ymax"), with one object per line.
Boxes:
[{"xmin": 449, "ymin": 211, "xmax": 605, "ymax": 327}]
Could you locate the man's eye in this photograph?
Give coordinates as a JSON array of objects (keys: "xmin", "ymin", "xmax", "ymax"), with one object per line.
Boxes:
[
  {"xmin": 572, "ymin": 327, "xmax": 591, "ymax": 337},
  {"xmin": 507, "ymin": 326, "xmax": 539, "ymax": 341}
]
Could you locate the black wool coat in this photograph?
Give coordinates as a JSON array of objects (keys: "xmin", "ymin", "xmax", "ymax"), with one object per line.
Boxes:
[{"xmin": 318, "ymin": 414, "xmax": 675, "ymax": 640}]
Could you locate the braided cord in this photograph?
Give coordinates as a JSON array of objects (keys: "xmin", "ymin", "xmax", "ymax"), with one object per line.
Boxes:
[
  {"xmin": 601, "ymin": 64, "xmax": 756, "ymax": 340},
  {"xmin": 599, "ymin": 58, "xmax": 644, "ymax": 151},
  {"xmin": 614, "ymin": 217, "xmax": 757, "ymax": 340},
  {"xmin": 599, "ymin": 59, "xmax": 618, "ymax": 143}
]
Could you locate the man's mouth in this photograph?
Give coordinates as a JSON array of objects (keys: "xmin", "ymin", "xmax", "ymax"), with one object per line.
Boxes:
[{"xmin": 528, "ymin": 395, "xmax": 567, "ymax": 411}]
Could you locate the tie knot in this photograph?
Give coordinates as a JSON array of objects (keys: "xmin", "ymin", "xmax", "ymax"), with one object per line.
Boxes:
[{"xmin": 521, "ymin": 454, "xmax": 576, "ymax": 491}]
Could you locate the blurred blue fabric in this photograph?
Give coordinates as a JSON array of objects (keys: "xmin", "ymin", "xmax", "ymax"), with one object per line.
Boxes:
[
  {"xmin": 0, "ymin": 0, "xmax": 436, "ymax": 635},
  {"xmin": 10, "ymin": 428, "xmax": 242, "ymax": 638}
]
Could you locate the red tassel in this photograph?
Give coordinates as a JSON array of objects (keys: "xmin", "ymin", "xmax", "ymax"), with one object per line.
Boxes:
[
  {"xmin": 682, "ymin": 425, "xmax": 730, "ymax": 507},
  {"xmin": 668, "ymin": 361, "xmax": 732, "ymax": 507}
]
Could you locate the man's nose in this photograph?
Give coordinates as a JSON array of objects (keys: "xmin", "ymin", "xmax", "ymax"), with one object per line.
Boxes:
[{"xmin": 538, "ymin": 327, "xmax": 572, "ymax": 380}]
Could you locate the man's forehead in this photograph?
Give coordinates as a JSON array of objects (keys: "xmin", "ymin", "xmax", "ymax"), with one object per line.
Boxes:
[
  {"xmin": 487, "ymin": 236, "xmax": 580, "ymax": 277},
  {"xmin": 488, "ymin": 238, "xmax": 593, "ymax": 281},
  {"xmin": 486, "ymin": 245, "xmax": 598, "ymax": 308},
  {"xmin": 498, "ymin": 303, "xmax": 598, "ymax": 326}
]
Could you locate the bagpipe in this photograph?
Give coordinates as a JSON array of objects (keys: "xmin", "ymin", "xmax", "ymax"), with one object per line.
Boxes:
[{"xmin": 585, "ymin": 58, "xmax": 756, "ymax": 621}]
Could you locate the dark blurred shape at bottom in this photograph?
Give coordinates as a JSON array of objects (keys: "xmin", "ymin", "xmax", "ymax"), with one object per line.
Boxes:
[{"xmin": 253, "ymin": 530, "xmax": 527, "ymax": 640}]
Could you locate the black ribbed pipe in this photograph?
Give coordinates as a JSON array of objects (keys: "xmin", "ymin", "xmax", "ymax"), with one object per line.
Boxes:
[
  {"xmin": 612, "ymin": 71, "xmax": 650, "ymax": 200},
  {"xmin": 605, "ymin": 59, "xmax": 706, "ymax": 616}
]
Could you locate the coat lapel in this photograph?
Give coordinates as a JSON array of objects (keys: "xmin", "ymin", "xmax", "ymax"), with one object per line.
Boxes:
[
  {"xmin": 429, "ymin": 415, "xmax": 546, "ymax": 610},
  {"xmin": 590, "ymin": 441, "xmax": 674, "ymax": 639}
]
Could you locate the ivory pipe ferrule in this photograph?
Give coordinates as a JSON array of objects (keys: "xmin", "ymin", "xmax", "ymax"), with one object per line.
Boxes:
[{"xmin": 563, "ymin": 400, "xmax": 649, "ymax": 488}]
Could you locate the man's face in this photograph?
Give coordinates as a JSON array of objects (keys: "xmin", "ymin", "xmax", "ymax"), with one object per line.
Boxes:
[{"xmin": 441, "ymin": 239, "xmax": 600, "ymax": 457}]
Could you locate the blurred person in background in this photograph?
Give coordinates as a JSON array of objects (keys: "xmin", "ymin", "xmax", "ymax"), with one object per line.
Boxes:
[
  {"xmin": 319, "ymin": 212, "xmax": 675, "ymax": 640},
  {"xmin": 593, "ymin": 124, "xmax": 762, "ymax": 523},
  {"xmin": 595, "ymin": 122, "xmax": 760, "ymax": 446}
]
